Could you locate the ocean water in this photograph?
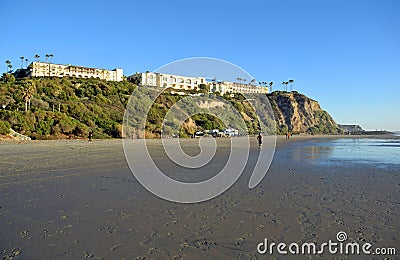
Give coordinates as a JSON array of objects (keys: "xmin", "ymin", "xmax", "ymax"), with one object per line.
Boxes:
[{"xmin": 290, "ymin": 138, "xmax": 400, "ymax": 168}]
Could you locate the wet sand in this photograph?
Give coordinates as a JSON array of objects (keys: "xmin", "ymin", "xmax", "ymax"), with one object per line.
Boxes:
[{"xmin": 0, "ymin": 136, "xmax": 398, "ymax": 259}]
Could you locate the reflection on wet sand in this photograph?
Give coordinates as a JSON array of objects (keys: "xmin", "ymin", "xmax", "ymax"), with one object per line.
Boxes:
[
  {"xmin": 289, "ymin": 138, "xmax": 400, "ymax": 166},
  {"xmin": 290, "ymin": 145, "xmax": 334, "ymax": 162}
]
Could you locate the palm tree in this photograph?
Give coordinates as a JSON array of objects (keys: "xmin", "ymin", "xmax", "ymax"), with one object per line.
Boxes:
[
  {"xmin": 34, "ymin": 54, "xmax": 40, "ymax": 62},
  {"xmin": 5, "ymin": 60, "xmax": 11, "ymax": 73},
  {"xmin": 269, "ymin": 81, "xmax": 274, "ymax": 92},
  {"xmin": 45, "ymin": 54, "xmax": 49, "ymax": 62},
  {"xmin": 20, "ymin": 56, "xmax": 25, "ymax": 68},
  {"xmin": 288, "ymin": 79, "xmax": 294, "ymax": 91},
  {"xmin": 22, "ymin": 88, "xmax": 30, "ymax": 112},
  {"xmin": 282, "ymin": 81, "xmax": 290, "ymax": 92},
  {"xmin": 7, "ymin": 64, "xmax": 12, "ymax": 73},
  {"xmin": 236, "ymin": 77, "xmax": 242, "ymax": 88},
  {"xmin": 281, "ymin": 81, "xmax": 286, "ymax": 91},
  {"xmin": 243, "ymin": 79, "xmax": 247, "ymax": 85},
  {"xmin": 25, "ymin": 58, "xmax": 29, "ymax": 67},
  {"xmin": 49, "ymin": 54, "xmax": 54, "ymax": 63},
  {"xmin": 250, "ymin": 79, "xmax": 256, "ymax": 86},
  {"xmin": 22, "ymin": 81, "xmax": 35, "ymax": 111}
]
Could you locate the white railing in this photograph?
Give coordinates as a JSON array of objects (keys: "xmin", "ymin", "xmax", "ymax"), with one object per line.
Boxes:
[{"xmin": 9, "ymin": 128, "xmax": 31, "ymax": 141}]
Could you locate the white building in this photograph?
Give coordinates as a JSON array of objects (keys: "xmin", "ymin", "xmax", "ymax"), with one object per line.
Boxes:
[
  {"xmin": 130, "ymin": 71, "xmax": 207, "ymax": 91},
  {"xmin": 129, "ymin": 72, "xmax": 268, "ymax": 94},
  {"xmin": 28, "ymin": 61, "xmax": 123, "ymax": 82},
  {"xmin": 208, "ymin": 80, "xmax": 268, "ymax": 95}
]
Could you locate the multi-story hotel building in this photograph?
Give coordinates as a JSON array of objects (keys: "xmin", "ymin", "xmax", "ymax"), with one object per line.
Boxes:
[
  {"xmin": 130, "ymin": 72, "xmax": 207, "ymax": 91},
  {"xmin": 129, "ymin": 71, "xmax": 268, "ymax": 94},
  {"xmin": 208, "ymin": 80, "xmax": 268, "ymax": 94},
  {"xmin": 28, "ymin": 61, "xmax": 124, "ymax": 82}
]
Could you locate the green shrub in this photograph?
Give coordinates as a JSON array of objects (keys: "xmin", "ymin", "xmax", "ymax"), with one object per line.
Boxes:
[{"xmin": 0, "ymin": 120, "xmax": 10, "ymax": 134}]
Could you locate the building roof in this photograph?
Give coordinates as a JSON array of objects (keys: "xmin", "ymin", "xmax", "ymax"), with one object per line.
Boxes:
[{"xmin": 30, "ymin": 61, "xmax": 121, "ymax": 71}]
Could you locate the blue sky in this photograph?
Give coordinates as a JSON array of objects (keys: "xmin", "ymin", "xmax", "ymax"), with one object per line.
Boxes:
[{"xmin": 1, "ymin": 0, "xmax": 399, "ymax": 130}]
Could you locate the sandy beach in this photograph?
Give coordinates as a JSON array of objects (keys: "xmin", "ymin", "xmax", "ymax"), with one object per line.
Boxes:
[{"xmin": 0, "ymin": 136, "xmax": 398, "ymax": 259}]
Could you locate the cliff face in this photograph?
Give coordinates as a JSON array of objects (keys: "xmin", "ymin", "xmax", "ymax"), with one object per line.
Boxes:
[{"xmin": 268, "ymin": 91, "xmax": 340, "ymax": 134}]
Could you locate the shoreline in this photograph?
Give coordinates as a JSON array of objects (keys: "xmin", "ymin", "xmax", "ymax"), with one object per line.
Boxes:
[{"xmin": 1, "ymin": 133, "xmax": 399, "ymax": 144}]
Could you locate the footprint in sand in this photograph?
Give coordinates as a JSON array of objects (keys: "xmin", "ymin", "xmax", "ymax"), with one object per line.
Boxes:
[
  {"xmin": 109, "ymin": 244, "xmax": 124, "ymax": 251},
  {"xmin": 187, "ymin": 212, "xmax": 196, "ymax": 218},
  {"xmin": 181, "ymin": 224, "xmax": 189, "ymax": 230},
  {"xmin": 20, "ymin": 230, "xmax": 29, "ymax": 238},
  {"xmin": 256, "ymin": 224, "xmax": 265, "ymax": 230},
  {"xmin": 235, "ymin": 237, "xmax": 245, "ymax": 247},
  {"xmin": 236, "ymin": 220, "xmax": 245, "ymax": 227}
]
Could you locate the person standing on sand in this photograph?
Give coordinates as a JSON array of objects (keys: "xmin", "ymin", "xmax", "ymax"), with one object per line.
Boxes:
[
  {"xmin": 257, "ymin": 133, "xmax": 262, "ymax": 148},
  {"xmin": 88, "ymin": 130, "xmax": 93, "ymax": 142}
]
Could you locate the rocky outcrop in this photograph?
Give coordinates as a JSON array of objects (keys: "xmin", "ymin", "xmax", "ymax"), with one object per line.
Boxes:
[{"xmin": 268, "ymin": 91, "xmax": 341, "ymax": 134}]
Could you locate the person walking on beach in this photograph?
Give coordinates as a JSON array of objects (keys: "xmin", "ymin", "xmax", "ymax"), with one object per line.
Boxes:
[
  {"xmin": 88, "ymin": 130, "xmax": 93, "ymax": 142},
  {"xmin": 257, "ymin": 133, "xmax": 262, "ymax": 148}
]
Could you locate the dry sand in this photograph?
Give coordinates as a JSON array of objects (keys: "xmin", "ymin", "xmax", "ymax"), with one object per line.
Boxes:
[{"xmin": 0, "ymin": 136, "xmax": 398, "ymax": 259}]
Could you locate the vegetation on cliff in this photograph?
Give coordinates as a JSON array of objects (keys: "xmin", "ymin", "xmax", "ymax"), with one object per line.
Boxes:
[
  {"xmin": 0, "ymin": 76, "xmax": 341, "ymax": 139},
  {"xmin": 0, "ymin": 76, "xmax": 135, "ymax": 139}
]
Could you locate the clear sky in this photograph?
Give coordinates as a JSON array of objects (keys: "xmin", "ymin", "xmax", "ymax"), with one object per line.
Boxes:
[{"xmin": 1, "ymin": 0, "xmax": 399, "ymax": 130}]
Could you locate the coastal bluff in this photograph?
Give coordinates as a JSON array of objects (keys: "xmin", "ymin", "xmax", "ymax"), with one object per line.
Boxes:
[
  {"xmin": 0, "ymin": 78, "xmax": 341, "ymax": 139},
  {"xmin": 268, "ymin": 91, "xmax": 340, "ymax": 134}
]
